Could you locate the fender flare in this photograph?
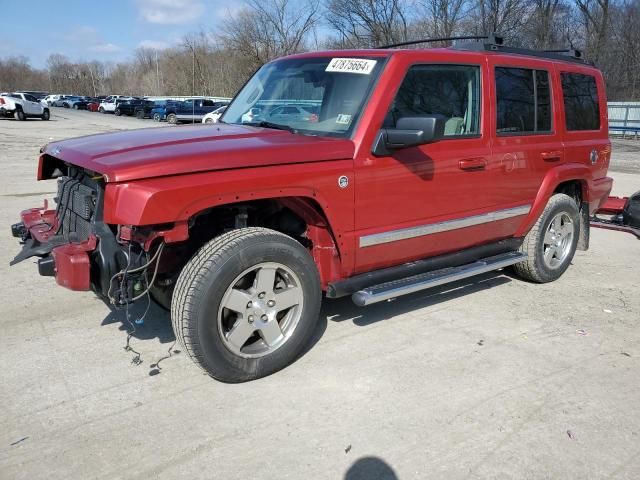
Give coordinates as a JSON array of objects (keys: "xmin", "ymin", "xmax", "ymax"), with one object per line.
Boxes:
[
  {"xmin": 104, "ymin": 183, "xmax": 348, "ymax": 283},
  {"xmin": 515, "ymin": 163, "xmax": 589, "ymax": 237}
]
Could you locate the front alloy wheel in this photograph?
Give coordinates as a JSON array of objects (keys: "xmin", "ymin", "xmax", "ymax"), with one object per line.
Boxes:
[
  {"xmin": 218, "ymin": 262, "xmax": 304, "ymax": 358},
  {"xmin": 172, "ymin": 228, "xmax": 321, "ymax": 382}
]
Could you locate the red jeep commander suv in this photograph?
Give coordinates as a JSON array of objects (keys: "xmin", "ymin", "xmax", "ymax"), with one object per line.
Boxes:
[{"xmin": 12, "ymin": 35, "xmax": 613, "ymax": 382}]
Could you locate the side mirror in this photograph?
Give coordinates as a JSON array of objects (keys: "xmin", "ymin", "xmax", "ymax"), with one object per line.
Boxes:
[{"xmin": 372, "ymin": 115, "xmax": 446, "ymax": 156}]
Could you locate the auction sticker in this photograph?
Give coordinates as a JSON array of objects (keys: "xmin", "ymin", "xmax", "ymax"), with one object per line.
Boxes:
[
  {"xmin": 336, "ymin": 114, "xmax": 352, "ymax": 125},
  {"xmin": 326, "ymin": 58, "xmax": 377, "ymax": 75}
]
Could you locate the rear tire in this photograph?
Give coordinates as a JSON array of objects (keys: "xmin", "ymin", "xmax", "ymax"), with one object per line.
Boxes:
[
  {"xmin": 513, "ymin": 193, "xmax": 580, "ymax": 283},
  {"xmin": 14, "ymin": 108, "xmax": 26, "ymax": 121},
  {"xmin": 167, "ymin": 113, "xmax": 177, "ymax": 124},
  {"xmin": 171, "ymin": 228, "xmax": 321, "ymax": 383},
  {"xmin": 114, "ymin": 108, "xmax": 121, "ymax": 116},
  {"xmin": 99, "ymin": 107, "xmax": 105, "ymax": 114}
]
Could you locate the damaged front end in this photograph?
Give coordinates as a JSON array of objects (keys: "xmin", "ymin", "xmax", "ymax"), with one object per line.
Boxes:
[{"xmin": 10, "ymin": 166, "xmax": 169, "ymax": 307}]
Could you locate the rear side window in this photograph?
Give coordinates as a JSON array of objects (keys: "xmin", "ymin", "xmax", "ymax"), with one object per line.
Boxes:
[
  {"xmin": 386, "ymin": 64, "xmax": 481, "ymax": 137},
  {"xmin": 561, "ymin": 73, "xmax": 600, "ymax": 130},
  {"xmin": 496, "ymin": 67, "xmax": 551, "ymax": 134}
]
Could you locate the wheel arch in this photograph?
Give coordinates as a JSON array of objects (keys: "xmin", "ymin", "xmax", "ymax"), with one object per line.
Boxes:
[
  {"xmin": 106, "ymin": 184, "xmax": 346, "ymax": 287},
  {"xmin": 515, "ymin": 163, "xmax": 591, "ymax": 237}
]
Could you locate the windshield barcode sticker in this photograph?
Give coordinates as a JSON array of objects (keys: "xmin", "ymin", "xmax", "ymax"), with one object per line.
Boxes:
[{"xmin": 326, "ymin": 58, "xmax": 377, "ymax": 75}]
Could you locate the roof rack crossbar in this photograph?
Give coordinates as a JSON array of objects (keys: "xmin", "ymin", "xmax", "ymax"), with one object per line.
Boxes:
[
  {"xmin": 377, "ymin": 33, "xmax": 503, "ymax": 50},
  {"xmin": 543, "ymin": 48, "xmax": 583, "ymax": 59}
]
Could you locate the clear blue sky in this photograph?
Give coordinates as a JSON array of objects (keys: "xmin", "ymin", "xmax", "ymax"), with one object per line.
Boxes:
[{"xmin": 0, "ymin": 0, "xmax": 235, "ymax": 67}]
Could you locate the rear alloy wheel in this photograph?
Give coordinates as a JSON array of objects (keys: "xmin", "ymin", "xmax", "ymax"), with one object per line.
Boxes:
[
  {"xmin": 167, "ymin": 113, "xmax": 177, "ymax": 124},
  {"xmin": 73, "ymin": 104, "xmax": 79, "ymax": 110},
  {"xmin": 114, "ymin": 108, "xmax": 121, "ymax": 116},
  {"xmin": 41, "ymin": 109, "xmax": 50, "ymax": 121},
  {"xmin": 99, "ymin": 107, "xmax": 105, "ymax": 114},
  {"xmin": 14, "ymin": 109, "xmax": 26, "ymax": 121},
  {"xmin": 172, "ymin": 228, "xmax": 321, "ymax": 382},
  {"xmin": 513, "ymin": 193, "xmax": 580, "ymax": 283}
]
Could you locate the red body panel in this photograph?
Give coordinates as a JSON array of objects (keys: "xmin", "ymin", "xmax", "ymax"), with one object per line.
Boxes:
[
  {"xmin": 19, "ymin": 205, "xmax": 95, "ymax": 291},
  {"xmin": 51, "ymin": 244, "xmax": 92, "ymax": 291},
  {"xmin": 34, "ymin": 47, "xmax": 613, "ymax": 288},
  {"xmin": 41, "ymin": 124, "xmax": 355, "ymax": 182}
]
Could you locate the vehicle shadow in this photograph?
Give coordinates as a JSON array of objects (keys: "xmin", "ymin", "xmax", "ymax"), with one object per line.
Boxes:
[
  {"xmin": 321, "ymin": 271, "xmax": 512, "ymax": 327},
  {"xmin": 101, "ymin": 298, "xmax": 175, "ymax": 344},
  {"xmin": 345, "ymin": 456, "xmax": 398, "ymax": 480},
  {"xmin": 98, "ymin": 271, "xmax": 511, "ymax": 366}
]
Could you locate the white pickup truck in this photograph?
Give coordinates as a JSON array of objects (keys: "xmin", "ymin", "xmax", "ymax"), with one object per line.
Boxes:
[
  {"xmin": 0, "ymin": 92, "xmax": 50, "ymax": 120},
  {"xmin": 98, "ymin": 95, "xmax": 127, "ymax": 113}
]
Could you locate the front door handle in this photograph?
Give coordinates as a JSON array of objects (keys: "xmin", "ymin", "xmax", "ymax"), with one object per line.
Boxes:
[
  {"xmin": 459, "ymin": 158, "xmax": 487, "ymax": 171},
  {"xmin": 541, "ymin": 151, "xmax": 562, "ymax": 162}
]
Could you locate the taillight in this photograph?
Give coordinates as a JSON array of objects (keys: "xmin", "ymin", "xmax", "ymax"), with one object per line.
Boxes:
[{"xmin": 0, "ymin": 98, "xmax": 5, "ymax": 105}]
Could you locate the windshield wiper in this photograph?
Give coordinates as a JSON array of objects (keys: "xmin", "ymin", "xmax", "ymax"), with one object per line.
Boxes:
[{"xmin": 248, "ymin": 121, "xmax": 298, "ymax": 134}]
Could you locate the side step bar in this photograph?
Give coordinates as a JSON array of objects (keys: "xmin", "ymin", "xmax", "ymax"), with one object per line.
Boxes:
[{"xmin": 352, "ymin": 251, "xmax": 527, "ymax": 307}]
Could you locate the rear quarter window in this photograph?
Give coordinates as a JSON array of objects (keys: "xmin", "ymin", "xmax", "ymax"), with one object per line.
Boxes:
[
  {"xmin": 495, "ymin": 67, "xmax": 551, "ymax": 134},
  {"xmin": 561, "ymin": 72, "xmax": 600, "ymax": 131}
]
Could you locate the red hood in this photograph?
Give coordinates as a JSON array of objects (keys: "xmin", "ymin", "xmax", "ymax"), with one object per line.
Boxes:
[{"xmin": 43, "ymin": 124, "xmax": 355, "ymax": 182}]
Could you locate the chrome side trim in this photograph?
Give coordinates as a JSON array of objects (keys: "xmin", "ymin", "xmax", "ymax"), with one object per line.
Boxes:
[{"xmin": 359, "ymin": 205, "xmax": 531, "ymax": 248}]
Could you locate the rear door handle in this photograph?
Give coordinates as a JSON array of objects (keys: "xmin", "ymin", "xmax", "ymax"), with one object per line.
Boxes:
[
  {"xmin": 541, "ymin": 151, "xmax": 562, "ymax": 162},
  {"xmin": 459, "ymin": 158, "xmax": 487, "ymax": 171}
]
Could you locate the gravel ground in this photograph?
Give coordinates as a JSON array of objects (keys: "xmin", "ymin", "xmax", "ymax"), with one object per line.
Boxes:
[
  {"xmin": 1, "ymin": 109, "xmax": 639, "ymax": 480},
  {"xmin": 610, "ymin": 138, "xmax": 640, "ymax": 174}
]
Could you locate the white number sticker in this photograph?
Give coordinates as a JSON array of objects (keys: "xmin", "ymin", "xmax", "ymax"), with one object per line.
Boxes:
[
  {"xmin": 336, "ymin": 114, "xmax": 352, "ymax": 125},
  {"xmin": 326, "ymin": 58, "xmax": 377, "ymax": 75}
]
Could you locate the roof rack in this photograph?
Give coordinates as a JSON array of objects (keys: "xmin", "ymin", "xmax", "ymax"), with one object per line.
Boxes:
[
  {"xmin": 377, "ymin": 33, "xmax": 503, "ymax": 50},
  {"xmin": 377, "ymin": 32, "xmax": 590, "ymax": 65}
]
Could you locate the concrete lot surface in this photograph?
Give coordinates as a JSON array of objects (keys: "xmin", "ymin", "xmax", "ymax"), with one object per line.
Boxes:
[{"xmin": 1, "ymin": 109, "xmax": 639, "ymax": 479}]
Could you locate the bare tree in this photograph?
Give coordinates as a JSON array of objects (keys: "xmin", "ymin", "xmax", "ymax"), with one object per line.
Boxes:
[
  {"xmin": 0, "ymin": 56, "xmax": 48, "ymax": 92},
  {"xmin": 325, "ymin": 0, "xmax": 409, "ymax": 47},
  {"xmin": 469, "ymin": 0, "xmax": 533, "ymax": 38},
  {"xmin": 574, "ymin": 0, "xmax": 610, "ymax": 62},
  {"xmin": 221, "ymin": 0, "xmax": 320, "ymax": 67},
  {"xmin": 418, "ymin": 0, "xmax": 470, "ymax": 38},
  {"xmin": 3, "ymin": 0, "xmax": 640, "ymax": 100}
]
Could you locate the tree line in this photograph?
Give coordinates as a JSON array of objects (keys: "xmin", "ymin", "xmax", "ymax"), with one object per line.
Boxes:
[{"xmin": 1, "ymin": 0, "xmax": 639, "ymax": 100}]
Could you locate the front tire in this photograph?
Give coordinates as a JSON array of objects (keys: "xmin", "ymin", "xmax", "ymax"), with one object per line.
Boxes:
[
  {"xmin": 41, "ymin": 109, "xmax": 50, "ymax": 120},
  {"xmin": 14, "ymin": 108, "xmax": 26, "ymax": 121},
  {"xmin": 167, "ymin": 113, "xmax": 177, "ymax": 124},
  {"xmin": 153, "ymin": 113, "xmax": 161, "ymax": 121},
  {"xmin": 171, "ymin": 228, "xmax": 322, "ymax": 383},
  {"xmin": 114, "ymin": 108, "xmax": 121, "ymax": 116},
  {"xmin": 513, "ymin": 193, "xmax": 580, "ymax": 283},
  {"xmin": 99, "ymin": 107, "xmax": 105, "ymax": 113}
]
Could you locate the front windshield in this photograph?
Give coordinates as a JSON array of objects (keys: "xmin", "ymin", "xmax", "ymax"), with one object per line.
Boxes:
[{"xmin": 223, "ymin": 56, "xmax": 385, "ymax": 137}]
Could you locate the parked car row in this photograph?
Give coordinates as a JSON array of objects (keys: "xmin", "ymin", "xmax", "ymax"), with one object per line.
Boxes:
[
  {"xmin": 5, "ymin": 90, "xmax": 321, "ymax": 127},
  {"xmin": 41, "ymin": 93, "xmax": 231, "ymax": 124}
]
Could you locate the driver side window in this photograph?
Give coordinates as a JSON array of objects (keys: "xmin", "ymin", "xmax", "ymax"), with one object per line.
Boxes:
[{"xmin": 386, "ymin": 64, "xmax": 481, "ymax": 137}]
